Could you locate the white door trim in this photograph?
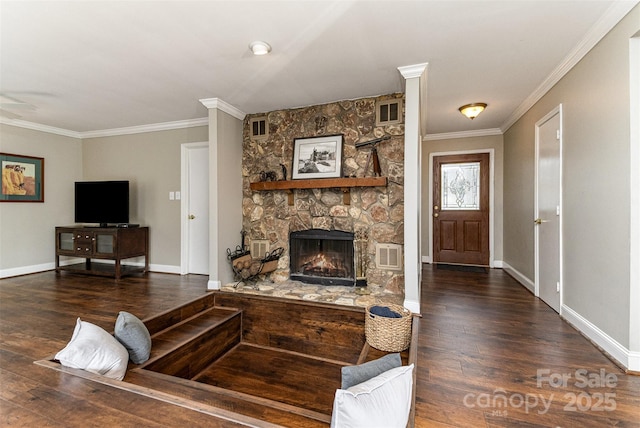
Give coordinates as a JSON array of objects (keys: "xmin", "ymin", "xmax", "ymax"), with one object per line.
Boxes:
[
  {"xmin": 180, "ymin": 141, "xmax": 209, "ymax": 275},
  {"xmin": 428, "ymin": 149, "xmax": 495, "ymax": 268},
  {"xmin": 534, "ymin": 104, "xmax": 563, "ymax": 313}
]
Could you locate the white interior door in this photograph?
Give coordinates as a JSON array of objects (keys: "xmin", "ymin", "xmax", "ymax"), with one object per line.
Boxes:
[
  {"xmin": 535, "ymin": 107, "xmax": 562, "ymax": 313},
  {"xmin": 183, "ymin": 144, "xmax": 209, "ymax": 275}
]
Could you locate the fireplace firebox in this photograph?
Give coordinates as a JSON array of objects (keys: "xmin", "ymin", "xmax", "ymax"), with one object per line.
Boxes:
[{"xmin": 289, "ymin": 229, "xmax": 355, "ymax": 286}]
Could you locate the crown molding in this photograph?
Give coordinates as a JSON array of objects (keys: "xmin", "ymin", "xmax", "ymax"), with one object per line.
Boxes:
[
  {"xmin": 501, "ymin": 0, "xmax": 639, "ymax": 132},
  {"xmin": 199, "ymin": 98, "xmax": 246, "ymax": 120},
  {"xmin": 0, "ymin": 117, "xmax": 210, "ymax": 139},
  {"xmin": 0, "ymin": 117, "xmax": 81, "ymax": 138},
  {"xmin": 424, "ymin": 128, "xmax": 503, "ymax": 141},
  {"xmin": 80, "ymin": 118, "xmax": 209, "ymax": 139},
  {"xmin": 397, "ymin": 63, "xmax": 429, "ymax": 79}
]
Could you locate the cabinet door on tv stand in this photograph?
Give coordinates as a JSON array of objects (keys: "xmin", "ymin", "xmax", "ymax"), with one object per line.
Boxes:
[
  {"xmin": 94, "ymin": 232, "xmax": 116, "ymax": 256},
  {"xmin": 56, "ymin": 229, "xmax": 76, "ymax": 256}
]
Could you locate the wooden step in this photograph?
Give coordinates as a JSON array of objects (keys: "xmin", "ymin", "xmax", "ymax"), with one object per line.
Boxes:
[
  {"xmin": 126, "ymin": 368, "xmax": 330, "ymax": 427},
  {"xmin": 139, "ymin": 307, "xmax": 242, "ymax": 379}
]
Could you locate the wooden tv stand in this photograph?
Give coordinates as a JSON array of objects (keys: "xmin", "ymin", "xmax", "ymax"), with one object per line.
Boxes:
[{"xmin": 55, "ymin": 226, "xmax": 149, "ymax": 279}]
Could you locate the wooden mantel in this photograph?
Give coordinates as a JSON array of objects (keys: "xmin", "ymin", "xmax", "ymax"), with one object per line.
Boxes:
[{"xmin": 249, "ymin": 177, "xmax": 388, "ymax": 205}]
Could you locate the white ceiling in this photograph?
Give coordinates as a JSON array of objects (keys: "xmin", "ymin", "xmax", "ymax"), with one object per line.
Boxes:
[{"xmin": 0, "ymin": 1, "xmax": 635, "ymax": 137}]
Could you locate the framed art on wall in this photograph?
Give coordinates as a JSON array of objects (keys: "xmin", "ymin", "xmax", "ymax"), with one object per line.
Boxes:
[
  {"xmin": 0, "ymin": 153, "xmax": 44, "ymax": 202},
  {"xmin": 292, "ymin": 134, "xmax": 343, "ymax": 180}
]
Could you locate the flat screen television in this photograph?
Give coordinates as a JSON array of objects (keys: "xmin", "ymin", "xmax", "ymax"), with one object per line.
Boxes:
[{"xmin": 75, "ymin": 180, "xmax": 129, "ymax": 227}]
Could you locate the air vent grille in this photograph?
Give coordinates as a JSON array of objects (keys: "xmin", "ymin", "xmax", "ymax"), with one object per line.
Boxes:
[
  {"xmin": 375, "ymin": 99, "xmax": 403, "ymax": 126},
  {"xmin": 250, "ymin": 240, "xmax": 269, "ymax": 259},
  {"xmin": 250, "ymin": 116, "xmax": 268, "ymax": 139},
  {"xmin": 376, "ymin": 243, "xmax": 403, "ymax": 270}
]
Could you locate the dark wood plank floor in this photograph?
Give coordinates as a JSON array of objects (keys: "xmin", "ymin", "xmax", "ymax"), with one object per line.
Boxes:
[{"xmin": 1, "ymin": 267, "xmax": 639, "ymax": 427}]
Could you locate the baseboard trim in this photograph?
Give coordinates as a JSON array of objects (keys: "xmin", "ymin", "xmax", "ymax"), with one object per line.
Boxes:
[
  {"xmin": 0, "ymin": 261, "xmax": 181, "ymax": 278},
  {"xmin": 0, "ymin": 262, "xmax": 55, "ymax": 278},
  {"xmin": 562, "ymin": 304, "xmax": 637, "ymax": 372},
  {"xmin": 421, "ymin": 256, "xmax": 504, "ymax": 269},
  {"xmin": 148, "ymin": 264, "xmax": 181, "ymax": 274},
  {"xmin": 501, "ymin": 261, "xmax": 535, "ymax": 293}
]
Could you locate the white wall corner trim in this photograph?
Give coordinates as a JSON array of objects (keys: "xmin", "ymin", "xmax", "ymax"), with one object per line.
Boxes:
[
  {"xmin": 199, "ymin": 98, "xmax": 246, "ymax": 120},
  {"xmin": 562, "ymin": 304, "xmax": 637, "ymax": 372},
  {"xmin": 421, "ymin": 255, "xmax": 432, "ymax": 264},
  {"xmin": 207, "ymin": 280, "xmax": 221, "ymax": 290},
  {"xmin": 501, "ymin": 262, "xmax": 535, "ymax": 293}
]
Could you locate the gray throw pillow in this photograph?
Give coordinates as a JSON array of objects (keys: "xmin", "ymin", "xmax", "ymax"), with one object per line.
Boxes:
[
  {"xmin": 341, "ymin": 353, "xmax": 402, "ymax": 389},
  {"xmin": 114, "ymin": 311, "xmax": 151, "ymax": 364}
]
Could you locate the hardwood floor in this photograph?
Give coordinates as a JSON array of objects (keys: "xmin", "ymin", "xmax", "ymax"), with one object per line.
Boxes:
[{"xmin": 1, "ymin": 267, "xmax": 639, "ymax": 427}]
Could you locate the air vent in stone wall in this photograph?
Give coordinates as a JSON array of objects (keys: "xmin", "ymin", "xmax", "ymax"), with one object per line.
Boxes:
[
  {"xmin": 376, "ymin": 243, "xmax": 403, "ymax": 270},
  {"xmin": 250, "ymin": 240, "xmax": 269, "ymax": 259},
  {"xmin": 375, "ymin": 99, "xmax": 403, "ymax": 127},
  {"xmin": 250, "ymin": 116, "xmax": 268, "ymax": 140}
]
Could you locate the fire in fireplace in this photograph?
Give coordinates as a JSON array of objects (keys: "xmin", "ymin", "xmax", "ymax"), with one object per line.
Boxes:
[{"xmin": 289, "ymin": 229, "xmax": 355, "ymax": 286}]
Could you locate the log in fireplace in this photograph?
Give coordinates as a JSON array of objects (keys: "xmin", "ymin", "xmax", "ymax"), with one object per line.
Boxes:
[{"xmin": 289, "ymin": 229, "xmax": 355, "ymax": 286}]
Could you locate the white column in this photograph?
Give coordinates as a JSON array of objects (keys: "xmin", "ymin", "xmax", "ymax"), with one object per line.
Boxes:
[
  {"xmin": 199, "ymin": 98, "xmax": 245, "ymax": 290},
  {"xmin": 398, "ymin": 63, "xmax": 428, "ymax": 314}
]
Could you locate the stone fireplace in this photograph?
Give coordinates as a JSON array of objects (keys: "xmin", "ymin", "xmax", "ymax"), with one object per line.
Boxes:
[
  {"xmin": 289, "ymin": 229, "xmax": 355, "ymax": 286},
  {"xmin": 241, "ymin": 94, "xmax": 406, "ymax": 297}
]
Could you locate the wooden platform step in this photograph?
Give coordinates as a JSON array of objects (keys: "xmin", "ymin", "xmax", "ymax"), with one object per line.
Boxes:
[
  {"xmin": 126, "ymin": 367, "xmax": 330, "ymax": 427},
  {"xmin": 139, "ymin": 306, "xmax": 242, "ymax": 379}
]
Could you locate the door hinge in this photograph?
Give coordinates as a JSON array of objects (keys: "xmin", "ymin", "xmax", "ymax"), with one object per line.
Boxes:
[
  {"xmin": 556, "ymin": 129, "xmax": 560, "ymax": 140},
  {"xmin": 556, "ymin": 281, "xmax": 560, "ymax": 292}
]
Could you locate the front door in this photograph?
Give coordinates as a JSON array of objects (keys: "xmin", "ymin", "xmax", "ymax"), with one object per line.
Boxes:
[{"xmin": 433, "ymin": 153, "xmax": 490, "ymax": 266}]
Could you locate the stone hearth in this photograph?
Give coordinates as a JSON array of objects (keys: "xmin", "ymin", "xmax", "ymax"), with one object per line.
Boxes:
[{"xmin": 221, "ymin": 279, "xmax": 402, "ymax": 308}]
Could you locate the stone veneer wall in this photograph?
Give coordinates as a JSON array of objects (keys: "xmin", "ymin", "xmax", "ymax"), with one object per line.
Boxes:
[{"xmin": 242, "ymin": 94, "xmax": 405, "ymax": 297}]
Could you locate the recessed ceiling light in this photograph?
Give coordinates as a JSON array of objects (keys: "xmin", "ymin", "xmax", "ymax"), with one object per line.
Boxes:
[{"xmin": 249, "ymin": 41, "xmax": 272, "ymax": 56}]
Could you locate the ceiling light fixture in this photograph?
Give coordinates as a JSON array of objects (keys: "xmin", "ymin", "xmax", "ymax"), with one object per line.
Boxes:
[
  {"xmin": 249, "ymin": 41, "xmax": 272, "ymax": 56},
  {"xmin": 458, "ymin": 103, "xmax": 487, "ymax": 120}
]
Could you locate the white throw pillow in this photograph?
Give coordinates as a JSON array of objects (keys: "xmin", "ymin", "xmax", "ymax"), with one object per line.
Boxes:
[
  {"xmin": 55, "ymin": 318, "xmax": 129, "ymax": 380},
  {"xmin": 331, "ymin": 364, "xmax": 414, "ymax": 428}
]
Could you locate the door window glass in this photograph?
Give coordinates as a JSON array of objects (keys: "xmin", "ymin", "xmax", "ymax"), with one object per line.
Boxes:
[{"xmin": 441, "ymin": 162, "xmax": 480, "ymax": 210}]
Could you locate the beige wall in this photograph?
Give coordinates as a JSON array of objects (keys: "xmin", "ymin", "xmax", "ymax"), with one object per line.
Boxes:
[
  {"xmin": 82, "ymin": 126, "xmax": 208, "ymax": 269},
  {"xmin": 503, "ymin": 5, "xmax": 639, "ymax": 348},
  {"xmin": 421, "ymin": 134, "xmax": 504, "ymax": 264},
  {"xmin": 0, "ymin": 124, "xmax": 83, "ymax": 274}
]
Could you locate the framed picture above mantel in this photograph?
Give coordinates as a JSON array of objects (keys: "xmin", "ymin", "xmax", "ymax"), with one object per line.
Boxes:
[
  {"xmin": 292, "ymin": 134, "xmax": 343, "ymax": 180},
  {"xmin": 0, "ymin": 152, "xmax": 44, "ymax": 202}
]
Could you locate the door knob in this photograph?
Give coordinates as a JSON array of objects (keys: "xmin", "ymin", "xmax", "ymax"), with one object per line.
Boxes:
[
  {"xmin": 434, "ymin": 205, "xmax": 439, "ymax": 211},
  {"xmin": 434, "ymin": 213, "xmax": 439, "ymax": 218},
  {"xmin": 188, "ymin": 214, "xmax": 196, "ymax": 220},
  {"xmin": 534, "ymin": 218, "xmax": 548, "ymax": 225}
]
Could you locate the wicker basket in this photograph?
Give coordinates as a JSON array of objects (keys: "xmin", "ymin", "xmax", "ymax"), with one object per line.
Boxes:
[{"xmin": 365, "ymin": 304, "xmax": 412, "ymax": 352}]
